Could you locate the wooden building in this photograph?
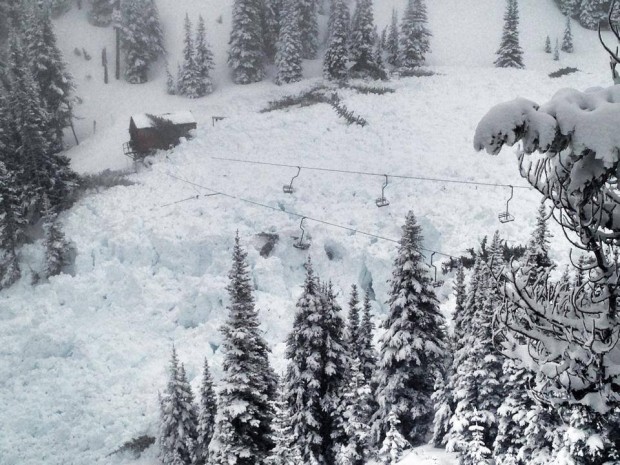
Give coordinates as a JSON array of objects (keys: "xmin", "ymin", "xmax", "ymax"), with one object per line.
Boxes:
[{"xmin": 124, "ymin": 111, "xmax": 197, "ymax": 158}]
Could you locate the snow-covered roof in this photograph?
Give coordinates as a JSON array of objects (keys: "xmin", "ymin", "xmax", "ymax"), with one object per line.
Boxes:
[{"xmin": 131, "ymin": 111, "xmax": 196, "ymax": 129}]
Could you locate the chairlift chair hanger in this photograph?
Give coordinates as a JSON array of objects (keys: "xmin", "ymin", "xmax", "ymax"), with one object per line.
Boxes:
[
  {"xmin": 293, "ymin": 217, "xmax": 311, "ymax": 250},
  {"xmin": 376, "ymin": 174, "xmax": 390, "ymax": 207},
  {"xmin": 498, "ymin": 185, "xmax": 515, "ymax": 223},
  {"xmin": 283, "ymin": 166, "xmax": 301, "ymax": 194}
]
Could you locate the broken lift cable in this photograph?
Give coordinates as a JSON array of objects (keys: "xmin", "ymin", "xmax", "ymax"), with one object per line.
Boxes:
[
  {"xmin": 164, "ymin": 172, "xmax": 459, "ymax": 259},
  {"xmin": 210, "ymin": 156, "xmax": 533, "ymax": 191}
]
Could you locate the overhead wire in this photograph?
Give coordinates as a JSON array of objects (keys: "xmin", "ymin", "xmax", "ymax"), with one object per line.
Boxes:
[
  {"xmin": 164, "ymin": 172, "xmax": 459, "ymax": 259},
  {"xmin": 211, "ymin": 156, "xmax": 533, "ymax": 190}
]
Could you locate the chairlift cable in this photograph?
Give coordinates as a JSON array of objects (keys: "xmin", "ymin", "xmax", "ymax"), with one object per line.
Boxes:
[
  {"xmin": 165, "ymin": 172, "xmax": 459, "ymax": 259},
  {"xmin": 211, "ymin": 156, "xmax": 532, "ymax": 190}
]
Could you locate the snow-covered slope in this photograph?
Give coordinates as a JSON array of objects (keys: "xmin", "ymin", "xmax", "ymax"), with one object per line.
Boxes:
[{"xmin": 1, "ymin": 1, "xmax": 617, "ymax": 464}]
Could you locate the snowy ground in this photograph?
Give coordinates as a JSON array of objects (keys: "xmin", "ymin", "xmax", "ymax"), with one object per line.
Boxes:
[{"xmin": 1, "ymin": 0, "xmax": 618, "ymax": 464}]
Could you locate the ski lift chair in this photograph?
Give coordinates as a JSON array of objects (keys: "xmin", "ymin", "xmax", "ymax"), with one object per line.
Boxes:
[
  {"xmin": 498, "ymin": 185, "xmax": 515, "ymax": 223},
  {"xmin": 375, "ymin": 175, "xmax": 390, "ymax": 208}
]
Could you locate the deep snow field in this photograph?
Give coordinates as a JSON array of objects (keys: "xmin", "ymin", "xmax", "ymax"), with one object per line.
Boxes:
[{"xmin": 1, "ymin": 0, "xmax": 618, "ymax": 464}]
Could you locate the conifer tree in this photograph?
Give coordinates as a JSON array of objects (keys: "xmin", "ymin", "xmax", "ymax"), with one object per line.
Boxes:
[
  {"xmin": 323, "ymin": 0, "xmax": 349, "ymax": 81},
  {"xmin": 464, "ymin": 410, "xmax": 493, "ymax": 465},
  {"xmin": 349, "ymin": 0, "xmax": 376, "ymax": 69},
  {"xmin": 553, "ymin": 38, "xmax": 560, "ymax": 61},
  {"xmin": 0, "ymin": 161, "xmax": 21, "ymax": 289},
  {"xmin": 579, "ymin": 0, "xmax": 606, "ymax": 30},
  {"xmin": 121, "ymin": 0, "xmax": 165, "ymax": 83},
  {"xmin": 373, "ymin": 211, "xmax": 447, "ymax": 446},
  {"xmin": 558, "ymin": 0, "xmax": 581, "ymax": 17},
  {"xmin": 88, "ymin": 0, "xmax": 113, "ymax": 26},
  {"xmin": 261, "ymin": 0, "xmax": 281, "ymax": 62},
  {"xmin": 386, "ymin": 9, "xmax": 399, "ymax": 67},
  {"xmin": 336, "ymin": 358, "xmax": 371, "ymax": 465},
  {"xmin": 178, "ymin": 15, "xmax": 202, "ymax": 97},
  {"xmin": 545, "ymin": 35, "xmax": 552, "ymax": 53},
  {"xmin": 42, "ymin": 195, "xmax": 70, "ymax": 278},
  {"xmin": 194, "ymin": 358, "xmax": 217, "ymax": 465},
  {"xmin": 27, "ymin": 9, "xmax": 74, "ymax": 153},
  {"xmin": 495, "ymin": 0, "xmax": 524, "ymax": 69},
  {"xmin": 195, "ymin": 16, "xmax": 215, "ymax": 95},
  {"xmin": 346, "ymin": 284, "xmax": 360, "ymax": 354},
  {"xmin": 285, "ymin": 259, "xmax": 349, "ymax": 464},
  {"xmin": 562, "ymin": 16, "xmax": 574, "ymax": 53},
  {"xmin": 299, "ymin": 0, "xmax": 319, "ymax": 58},
  {"xmin": 431, "ymin": 264, "xmax": 463, "ymax": 447},
  {"xmin": 446, "ymin": 245, "xmax": 504, "ymax": 463},
  {"xmin": 212, "ymin": 234, "xmax": 277, "ymax": 465},
  {"xmin": 267, "ymin": 379, "xmax": 302, "ymax": 465},
  {"xmin": 159, "ymin": 348, "xmax": 199, "ymax": 465},
  {"xmin": 357, "ymin": 291, "xmax": 377, "ymax": 385},
  {"xmin": 378, "ymin": 412, "xmax": 409, "ymax": 464},
  {"xmin": 229, "ymin": 0, "xmax": 265, "ymax": 84},
  {"xmin": 166, "ymin": 66, "xmax": 177, "ymax": 95},
  {"xmin": 275, "ymin": 0, "xmax": 303, "ymax": 85},
  {"xmin": 400, "ymin": 0, "xmax": 432, "ymax": 69},
  {"xmin": 519, "ymin": 400, "xmax": 563, "ymax": 465}
]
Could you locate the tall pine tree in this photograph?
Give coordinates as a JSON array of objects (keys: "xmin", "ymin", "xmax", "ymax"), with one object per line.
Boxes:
[
  {"xmin": 211, "ymin": 234, "xmax": 277, "ymax": 465},
  {"xmin": 348, "ymin": 0, "xmax": 376, "ymax": 71},
  {"xmin": 194, "ymin": 358, "xmax": 217, "ymax": 465},
  {"xmin": 386, "ymin": 9, "xmax": 399, "ymax": 67},
  {"xmin": 177, "ymin": 15, "xmax": 202, "ymax": 97},
  {"xmin": 561, "ymin": 16, "xmax": 574, "ymax": 53},
  {"xmin": 323, "ymin": 0, "xmax": 349, "ymax": 81},
  {"xmin": 229, "ymin": 0, "xmax": 265, "ymax": 84},
  {"xmin": 158, "ymin": 348, "xmax": 199, "ymax": 465},
  {"xmin": 121, "ymin": 0, "xmax": 165, "ymax": 83},
  {"xmin": 195, "ymin": 16, "xmax": 215, "ymax": 95},
  {"xmin": 495, "ymin": 0, "xmax": 524, "ymax": 69},
  {"xmin": 285, "ymin": 259, "xmax": 349, "ymax": 464},
  {"xmin": 399, "ymin": 0, "xmax": 432, "ymax": 69},
  {"xmin": 299, "ymin": 0, "xmax": 319, "ymax": 58},
  {"xmin": 373, "ymin": 211, "xmax": 447, "ymax": 446},
  {"xmin": 357, "ymin": 291, "xmax": 377, "ymax": 385},
  {"xmin": 275, "ymin": 0, "xmax": 303, "ymax": 85}
]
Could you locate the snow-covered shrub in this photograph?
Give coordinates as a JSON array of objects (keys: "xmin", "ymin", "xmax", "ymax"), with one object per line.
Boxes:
[{"xmin": 475, "ymin": 84, "xmax": 620, "ymax": 409}]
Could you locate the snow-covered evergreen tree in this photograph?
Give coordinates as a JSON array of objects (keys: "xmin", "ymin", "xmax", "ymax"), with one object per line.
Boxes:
[
  {"xmin": 463, "ymin": 409, "xmax": 493, "ymax": 465},
  {"xmin": 158, "ymin": 348, "xmax": 199, "ymax": 465},
  {"xmin": 373, "ymin": 211, "xmax": 447, "ymax": 447},
  {"xmin": 121, "ymin": 0, "xmax": 165, "ymax": 83},
  {"xmin": 495, "ymin": 0, "xmax": 524, "ymax": 69},
  {"xmin": 88, "ymin": 0, "xmax": 113, "ymax": 26},
  {"xmin": 378, "ymin": 411, "xmax": 409, "ymax": 465},
  {"xmin": 41, "ymin": 195, "xmax": 70, "ymax": 278},
  {"xmin": 553, "ymin": 38, "xmax": 560, "ymax": 61},
  {"xmin": 446, "ymin": 243, "xmax": 504, "ymax": 463},
  {"xmin": 166, "ymin": 66, "xmax": 177, "ymax": 95},
  {"xmin": 556, "ymin": 405, "xmax": 620, "ymax": 465},
  {"xmin": 345, "ymin": 284, "xmax": 360, "ymax": 355},
  {"xmin": 27, "ymin": 8, "xmax": 74, "ymax": 153},
  {"xmin": 399, "ymin": 0, "xmax": 431, "ymax": 69},
  {"xmin": 275, "ymin": 0, "xmax": 303, "ymax": 85},
  {"xmin": 348, "ymin": 0, "xmax": 376, "ymax": 70},
  {"xmin": 194, "ymin": 16, "xmax": 215, "ymax": 95},
  {"xmin": 562, "ymin": 16, "xmax": 574, "ymax": 53},
  {"xmin": 0, "ymin": 161, "xmax": 21, "ymax": 289},
  {"xmin": 211, "ymin": 234, "xmax": 277, "ymax": 465},
  {"xmin": 299, "ymin": 0, "xmax": 319, "ymax": 58},
  {"xmin": 284, "ymin": 259, "xmax": 349, "ymax": 464},
  {"xmin": 430, "ymin": 264, "xmax": 464, "ymax": 447},
  {"xmin": 229, "ymin": 0, "xmax": 265, "ymax": 84},
  {"xmin": 194, "ymin": 358, "xmax": 216, "ymax": 465},
  {"xmin": 323, "ymin": 0, "xmax": 349, "ymax": 81},
  {"xmin": 261, "ymin": 0, "xmax": 281, "ymax": 62},
  {"xmin": 267, "ymin": 379, "xmax": 302, "ymax": 465},
  {"xmin": 386, "ymin": 9, "xmax": 399, "ymax": 67},
  {"xmin": 545, "ymin": 35, "xmax": 552, "ymax": 53},
  {"xmin": 579, "ymin": 0, "xmax": 606, "ymax": 30},
  {"xmin": 357, "ymin": 291, "xmax": 377, "ymax": 385},
  {"xmin": 177, "ymin": 15, "xmax": 202, "ymax": 97},
  {"xmin": 558, "ymin": 0, "xmax": 581, "ymax": 17},
  {"xmin": 336, "ymin": 358, "xmax": 371, "ymax": 465}
]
